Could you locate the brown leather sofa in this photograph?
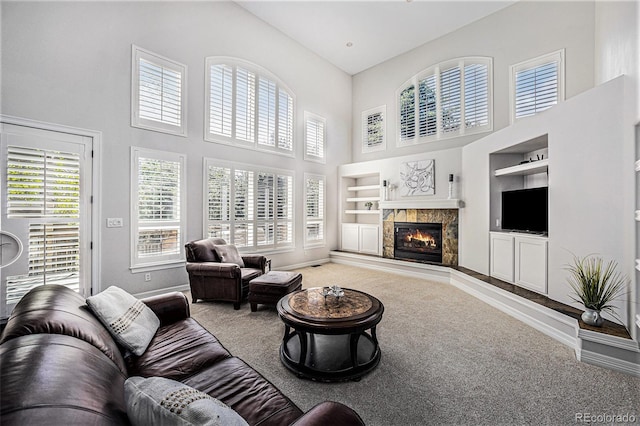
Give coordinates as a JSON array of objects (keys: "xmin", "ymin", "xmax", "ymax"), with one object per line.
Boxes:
[
  {"xmin": 185, "ymin": 237, "xmax": 266, "ymax": 309},
  {"xmin": 0, "ymin": 284, "xmax": 365, "ymax": 425}
]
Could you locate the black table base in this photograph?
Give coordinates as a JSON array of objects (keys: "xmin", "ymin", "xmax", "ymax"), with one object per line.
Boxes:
[{"xmin": 280, "ymin": 325, "xmax": 381, "ymax": 382}]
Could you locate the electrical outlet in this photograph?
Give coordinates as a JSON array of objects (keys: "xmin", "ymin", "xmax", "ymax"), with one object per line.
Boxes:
[
  {"xmin": 144, "ymin": 273, "xmax": 151, "ymax": 282},
  {"xmin": 496, "ymin": 219, "xmax": 500, "ymax": 227},
  {"xmin": 107, "ymin": 218, "xmax": 123, "ymax": 228}
]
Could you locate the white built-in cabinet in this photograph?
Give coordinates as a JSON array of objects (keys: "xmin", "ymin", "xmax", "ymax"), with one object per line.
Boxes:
[
  {"xmin": 339, "ymin": 172, "xmax": 381, "ymax": 255},
  {"xmin": 490, "ymin": 135, "xmax": 549, "ymax": 295},
  {"xmin": 490, "ymin": 232, "xmax": 548, "ymax": 294},
  {"xmin": 341, "ymin": 223, "xmax": 380, "ymax": 255}
]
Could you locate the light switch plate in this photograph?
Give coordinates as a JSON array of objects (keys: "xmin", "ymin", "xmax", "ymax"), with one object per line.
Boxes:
[{"xmin": 107, "ymin": 218, "xmax": 123, "ymax": 228}]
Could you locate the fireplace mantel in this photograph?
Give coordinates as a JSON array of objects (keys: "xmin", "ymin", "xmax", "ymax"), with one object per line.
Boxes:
[{"xmin": 379, "ymin": 199, "xmax": 463, "ymax": 209}]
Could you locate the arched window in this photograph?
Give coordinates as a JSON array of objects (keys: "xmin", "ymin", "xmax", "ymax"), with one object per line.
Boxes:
[
  {"xmin": 205, "ymin": 57, "xmax": 295, "ymax": 156},
  {"xmin": 397, "ymin": 57, "xmax": 492, "ymax": 146}
]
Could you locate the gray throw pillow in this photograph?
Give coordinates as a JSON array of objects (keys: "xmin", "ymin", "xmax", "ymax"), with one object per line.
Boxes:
[
  {"xmin": 86, "ymin": 286, "xmax": 160, "ymax": 356},
  {"xmin": 125, "ymin": 376, "xmax": 248, "ymax": 426},
  {"xmin": 213, "ymin": 244, "xmax": 245, "ymax": 268}
]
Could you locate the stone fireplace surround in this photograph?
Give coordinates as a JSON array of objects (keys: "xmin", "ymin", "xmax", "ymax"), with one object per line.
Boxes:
[{"xmin": 382, "ymin": 208, "xmax": 459, "ymax": 266}]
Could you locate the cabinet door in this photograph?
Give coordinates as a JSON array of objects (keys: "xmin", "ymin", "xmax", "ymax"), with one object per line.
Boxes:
[
  {"xmin": 341, "ymin": 224, "xmax": 360, "ymax": 252},
  {"xmin": 359, "ymin": 225, "xmax": 380, "ymax": 255},
  {"xmin": 514, "ymin": 236, "xmax": 548, "ymax": 294},
  {"xmin": 490, "ymin": 233, "xmax": 514, "ymax": 282}
]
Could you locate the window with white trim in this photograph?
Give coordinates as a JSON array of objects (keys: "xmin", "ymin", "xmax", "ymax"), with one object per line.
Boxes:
[
  {"xmin": 3, "ymin": 145, "xmax": 84, "ymax": 304},
  {"xmin": 304, "ymin": 112, "xmax": 325, "ymax": 163},
  {"xmin": 362, "ymin": 105, "xmax": 386, "ymax": 153},
  {"xmin": 205, "ymin": 159, "xmax": 294, "ymax": 252},
  {"xmin": 510, "ymin": 50, "xmax": 564, "ymax": 122},
  {"xmin": 205, "ymin": 57, "xmax": 295, "ymax": 156},
  {"xmin": 131, "ymin": 147, "xmax": 186, "ymax": 271},
  {"xmin": 131, "ymin": 46, "xmax": 187, "ymax": 137},
  {"xmin": 304, "ymin": 174, "xmax": 325, "ymax": 247},
  {"xmin": 397, "ymin": 57, "xmax": 492, "ymax": 146}
]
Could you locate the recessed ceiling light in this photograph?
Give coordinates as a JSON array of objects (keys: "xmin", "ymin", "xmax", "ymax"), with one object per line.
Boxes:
[{"xmin": 346, "ymin": 42, "xmax": 353, "ymax": 48}]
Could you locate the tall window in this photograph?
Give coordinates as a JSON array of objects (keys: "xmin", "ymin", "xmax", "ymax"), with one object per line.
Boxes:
[
  {"xmin": 131, "ymin": 147, "xmax": 186, "ymax": 271},
  {"xmin": 362, "ymin": 105, "xmax": 386, "ymax": 153},
  {"xmin": 397, "ymin": 57, "xmax": 492, "ymax": 146},
  {"xmin": 206, "ymin": 57, "xmax": 295, "ymax": 156},
  {"xmin": 131, "ymin": 45, "xmax": 187, "ymax": 137},
  {"xmin": 205, "ymin": 159, "xmax": 294, "ymax": 252},
  {"xmin": 304, "ymin": 174, "xmax": 325, "ymax": 248},
  {"xmin": 304, "ymin": 112, "xmax": 326, "ymax": 162},
  {"xmin": 510, "ymin": 50, "xmax": 564, "ymax": 122}
]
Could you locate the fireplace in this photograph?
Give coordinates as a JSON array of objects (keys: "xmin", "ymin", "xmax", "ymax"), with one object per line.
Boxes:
[{"xmin": 394, "ymin": 222, "xmax": 443, "ymax": 263}]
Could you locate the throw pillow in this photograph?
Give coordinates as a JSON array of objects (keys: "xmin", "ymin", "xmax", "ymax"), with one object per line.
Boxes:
[
  {"xmin": 125, "ymin": 376, "xmax": 248, "ymax": 426},
  {"xmin": 213, "ymin": 244, "xmax": 245, "ymax": 268},
  {"xmin": 86, "ymin": 286, "xmax": 160, "ymax": 356}
]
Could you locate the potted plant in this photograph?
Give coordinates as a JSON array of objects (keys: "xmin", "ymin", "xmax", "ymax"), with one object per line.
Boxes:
[
  {"xmin": 364, "ymin": 201, "xmax": 373, "ymax": 210},
  {"xmin": 565, "ymin": 254, "xmax": 627, "ymax": 326}
]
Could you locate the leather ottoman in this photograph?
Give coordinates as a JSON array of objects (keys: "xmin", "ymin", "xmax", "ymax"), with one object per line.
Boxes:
[{"xmin": 249, "ymin": 271, "xmax": 302, "ymax": 312}]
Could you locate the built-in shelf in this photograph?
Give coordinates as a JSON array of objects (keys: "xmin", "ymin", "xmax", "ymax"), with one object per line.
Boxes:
[
  {"xmin": 346, "ymin": 196, "xmax": 380, "ymax": 203},
  {"xmin": 494, "ymin": 159, "xmax": 549, "ymax": 177},
  {"xmin": 347, "ymin": 185, "xmax": 380, "ymax": 192},
  {"xmin": 379, "ymin": 199, "xmax": 463, "ymax": 209},
  {"xmin": 345, "ymin": 209, "xmax": 381, "ymax": 215}
]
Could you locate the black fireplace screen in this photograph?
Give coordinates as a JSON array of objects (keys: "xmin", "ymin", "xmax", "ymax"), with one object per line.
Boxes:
[{"xmin": 394, "ymin": 222, "xmax": 443, "ymax": 263}]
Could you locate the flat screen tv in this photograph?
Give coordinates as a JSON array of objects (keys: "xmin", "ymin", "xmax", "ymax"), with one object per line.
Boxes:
[{"xmin": 501, "ymin": 187, "xmax": 548, "ymax": 234}]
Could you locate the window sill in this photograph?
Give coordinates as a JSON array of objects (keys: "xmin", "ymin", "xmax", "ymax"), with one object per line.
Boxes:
[{"xmin": 130, "ymin": 260, "xmax": 186, "ymax": 274}]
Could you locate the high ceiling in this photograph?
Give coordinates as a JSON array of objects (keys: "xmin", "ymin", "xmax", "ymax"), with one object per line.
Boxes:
[{"xmin": 236, "ymin": 1, "xmax": 517, "ymax": 75}]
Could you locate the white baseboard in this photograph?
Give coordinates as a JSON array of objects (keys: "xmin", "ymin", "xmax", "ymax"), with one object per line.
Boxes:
[
  {"xmin": 277, "ymin": 257, "xmax": 331, "ymax": 271},
  {"xmin": 134, "ymin": 283, "xmax": 190, "ymax": 299}
]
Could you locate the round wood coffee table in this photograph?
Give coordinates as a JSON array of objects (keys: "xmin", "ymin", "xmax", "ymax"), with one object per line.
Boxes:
[{"xmin": 276, "ymin": 287, "xmax": 384, "ymax": 382}]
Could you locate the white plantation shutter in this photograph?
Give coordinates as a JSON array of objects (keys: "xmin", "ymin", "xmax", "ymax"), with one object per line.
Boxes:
[
  {"xmin": 5, "ymin": 145, "xmax": 82, "ymax": 303},
  {"xmin": 511, "ymin": 50, "xmax": 564, "ymax": 121},
  {"xmin": 440, "ymin": 65, "xmax": 461, "ymax": 133},
  {"xmin": 399, "ymin": 85, "xmax": 416, "ymax": 141},
  {"xmin": 362, "ymin": 106, "xmax": 386, "ymax": 153},
  {"xmin": 232, "ymin": 169, "xmax": 254, "ymax": 247},
  {"xmin": 397, "ymin": 57, "xmax": 492, "ymax": 145},
  {"xmin": 6, "ymin": 223, "xmax": 80, "ymax": 304},
  {"xmin": 209, "ymin": 64, "xmax": 234, "ymax": 138},
  {"xmin": 305, "ymin": 112, "xmax": 325, "ymax": 161},
  {"xmin": 137, "ymin": 158, "xmax": 180, "ymax": 257},
  {"xmin": 276, "ymin": 174, "xmax": 293, "ymax": 245},
  {"xmin": 204, "ymin": 159, "xmax": 293, "ymax": 251},
  {"xmin": 131, "ymin": 148, "xmax": 186, "ymax": 270},
  {"xmin": 256, "ymin": 172, "xmax": 274, "ymax": 246},
  {"xmin": 258, "ymin": 78, "xmax": 277, "ymax": 147},
  {"xmin": 464, "ymin": 63, "xmax": 489, "ymax": 127},
  {"xmin": 206, "ymin": 57, "xmax": 295, "ymax": 155},
  {"xmin": 6, "ymin": 146, "xmax": 80, "ymax": 218},
  {"xmin": 235, "ymin": 67, "xmax": 256, "ymax": 142},
  {"xmin": 132, "ymin": 46, "xmax": 187, "ymax": 136},
  {"xmin": 418, "ymin": 75, "xmax": 437, "ymax": 137},
  {"xmin": 206, "ymin": 165, "xmax": 231, "ymax": 241},
  {"xmin": 304, "ymin": 174, "xmax": 324, "ymax": 246},
  {"xmin": 278, "ymin": 89, "xmax": 293, "ymax": 151}
]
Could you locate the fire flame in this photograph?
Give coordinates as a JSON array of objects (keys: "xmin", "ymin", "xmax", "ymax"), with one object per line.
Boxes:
[{"xmin": 403, "ymin": 229, "xmax": 437, "ymax": 248}]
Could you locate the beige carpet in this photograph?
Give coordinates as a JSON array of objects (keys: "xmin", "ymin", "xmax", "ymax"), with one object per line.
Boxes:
[{"xmin": 188, "ymin": 263, "xmax": 639, "ymax": 425}]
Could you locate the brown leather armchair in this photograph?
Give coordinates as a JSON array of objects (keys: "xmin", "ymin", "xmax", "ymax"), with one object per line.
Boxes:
[{"xmin": 185, "ymin": 238, "xmax": 267, "ymax": 309}]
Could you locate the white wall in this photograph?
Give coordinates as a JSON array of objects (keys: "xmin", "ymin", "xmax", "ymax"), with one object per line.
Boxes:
[
  {"xmin": 461, "ymin": 77, "xmax": 632, "ymax": 328},
  {"xmin": 351, "ymin": 1, "xmax": 595, "ymax": 163},
  {"xmin": 0, "ymin": 1, "xmax": 352, "ymax": 295},
  {"xmin": 594, "ymin": 0, "xmax": 639, "ymax": 337}
]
